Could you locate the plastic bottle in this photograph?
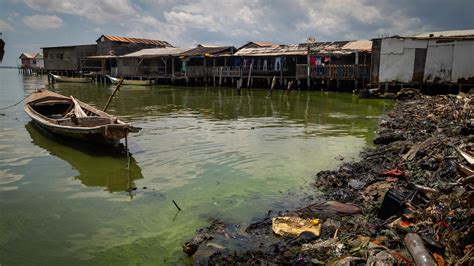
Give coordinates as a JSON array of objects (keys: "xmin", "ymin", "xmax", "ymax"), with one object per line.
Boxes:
[{"xmin": 404, "ymin": 233, "xmax": 435, "ymax": 266}]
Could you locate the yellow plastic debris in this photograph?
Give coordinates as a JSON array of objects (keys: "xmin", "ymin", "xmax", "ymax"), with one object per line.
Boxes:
[{"xmin": 272, "ymin": 217, "xmax": 321, "ymax": 237}]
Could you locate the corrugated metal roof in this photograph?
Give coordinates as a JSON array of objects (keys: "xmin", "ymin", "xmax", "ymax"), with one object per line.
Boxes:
[
  {"xmin": 413, "ymin": 29, "xmax": 474, "ymax": 38},
  {"xmin": 179, "ymin": 45, "xmax": 235, "ymax": 57},
  {"xmin": 234, "ymin": 44, "xmax": 307, "ymax": 56},
  {"xmin": 235, "ymin": 40, "xmax": 371, "ymax": 56},
  {"xmin": 34, "ymin": 52, "xmax": 43, "ymax": 59},
  {"xmin": 41, "ymin": 44, "xmax": 97, "ymax": 49},
  {"xmin": 340, "ymin": 40, "xmax": 372, "ymax": 51},
  {"xmin": 254, "ymin": 42, "xmax": 273, "ymax": 47},
  {"xmin": 97, "ymin": 35, "xmax": 172, "ymax": 47},
  {"xmin": 121, "ymin": 47, "xmax": 193, "ymax": 58},
  {"xmin": 237, "ymin": 42, "xmax": 275, "ymax": 50}
]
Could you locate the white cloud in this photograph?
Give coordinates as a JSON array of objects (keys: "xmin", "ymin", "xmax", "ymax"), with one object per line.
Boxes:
[
  {"xmin": 19, "ymin": 0, "xmax": 474, "ymax": 47},
  {"xmin": 22, "ymin": 15, "xmax": 63, "ymax": 29},
  {"xmin": 23, "ymin": 0, "xmax": 138, "ymax": 24},
  {"xmin": 0, "ymin": 20, "xmax": 14, "ymax": 31}
]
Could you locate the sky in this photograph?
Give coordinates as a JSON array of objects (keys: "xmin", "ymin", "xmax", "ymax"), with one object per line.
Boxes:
[{"xmin": 1, "ymin": 0, "xmax": 473, "ymax": 66}]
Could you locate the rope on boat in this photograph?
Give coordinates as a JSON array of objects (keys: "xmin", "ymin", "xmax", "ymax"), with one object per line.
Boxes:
[
  {"xmin": 0, "ymin": 94, "xmax": 29, "ymax": 110},
  {"xmin": 125, "ymin": 128, "xmax": 130, "ymax": 170},
  {"xmin": 125, "ymin": 128, "xmax": 133, "ymax": 199}
]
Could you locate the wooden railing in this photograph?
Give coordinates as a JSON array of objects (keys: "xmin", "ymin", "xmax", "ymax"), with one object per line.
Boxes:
[
  {"xmin": 186, "ymin": 66, "xmax": 241, "ymax": 78},
  {"xmin": 296, "ymin": 64, "xmax": 369, "ymax": 79},
  {"xmin": 242, "ymin": 65, "xmax": 290, "ymax": 73},
  {"xmin": 186, "ymin": 66, "xmax": 208, "ymax": 77},
  {"xmin": 211, "ymin": 66, "xmax": 241, "ymax": 77}
]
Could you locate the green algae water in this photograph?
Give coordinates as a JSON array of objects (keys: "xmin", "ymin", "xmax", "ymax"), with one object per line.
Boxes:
[{"xmin": 0, "ymin": 68, "xmax": 393, "ymax": 264}]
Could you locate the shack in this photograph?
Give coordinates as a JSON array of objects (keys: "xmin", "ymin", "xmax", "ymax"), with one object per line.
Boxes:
[
  {"xmin": 370, "ymin": 29, "xmax": 474, "ymax": 92},
  {"xmin": 116, "ymin": 47, "xmax": 192, "ymax": 81},
  {"xmin": 42, "ymin": 44, "xmax": 97, "ymax": 75},
  {"xmin": 19, "ymin": 52, "xmax": 44, "ymax": 74},
  {"xmin": 80, "ymin": 35, "xmax": 173, "ymax": 76},
  {"xmin": 19, "ymin": 53, "xmax": 36, "ymax": 68},
  {"xmin": 179, "ymin": 45, "xmax": 236, "ymax": 85}
]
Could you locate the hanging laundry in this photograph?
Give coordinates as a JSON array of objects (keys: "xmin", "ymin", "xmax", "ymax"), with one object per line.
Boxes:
[
  {"xmin": 263, "ymin": 59, "xmax": 268, "ymax": 71},
  {"xmin": 181, "ymin": 61, "xmax": 187, "ymax": 73},
  {"xmin": 316, "ymin": 56, "xmax": 322, "ymax": 65},
  {"xmin": 310, "ymin": 55, "xmax": 316, "ymax": 66},
  {"xmin": 275, "ymin": 57, "xmax": 282, "ymax": 71},
  {"xmin": 324, "ymin": 57, "xmax": 331, "ymax": 63}
]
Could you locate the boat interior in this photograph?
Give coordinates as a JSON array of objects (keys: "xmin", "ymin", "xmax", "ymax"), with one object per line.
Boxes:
[{"xmin": 30, "ymin": 100, "xmax": 118, "ymax": 127}]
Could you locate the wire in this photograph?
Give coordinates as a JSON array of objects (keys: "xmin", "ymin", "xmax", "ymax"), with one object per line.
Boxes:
[{"xmin": 0, "ymin": 95, "xmax": 29, "ymax": 110}]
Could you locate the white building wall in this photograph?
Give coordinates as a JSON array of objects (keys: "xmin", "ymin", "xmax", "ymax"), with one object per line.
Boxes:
[
  {"xmin": 424, "ymin": 40, "xmax": 454, "ymax": 83},
  {"xmin": 379, "ymin": 37, "xmax": 474, "ymax": 84},
  {"xmin": 451, "ymin": 40, "xmax": 474, "ymax": 83},
  {"xmin": 33, "ymin": 59, "xmax": 44, "ymax": 68},
  {"xmin": 379, "ymin": 38, "xmax": 420, "ymax": 83}
]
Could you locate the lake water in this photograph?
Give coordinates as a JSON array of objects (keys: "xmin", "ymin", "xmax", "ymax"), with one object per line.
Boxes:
[{"xmin": 0, "ymin": 69, "xmax": 393, "ymax": 264}]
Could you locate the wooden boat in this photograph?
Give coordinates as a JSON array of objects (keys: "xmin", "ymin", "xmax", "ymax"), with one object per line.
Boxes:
[
  {"xmin": 24, "ymin": 89, "xmax": 140, "ymax": 146},
  {"xmin": 106, "ymin": 75, "xmax": 153, "ymax": 86},
  {"xmin": 50, "ymin": 73, "xmax": 91, "ymax": 83}
]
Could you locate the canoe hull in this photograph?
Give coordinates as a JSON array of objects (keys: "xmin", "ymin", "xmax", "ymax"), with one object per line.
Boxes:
[
  {"xmin": 24, "ymin": 89, "xmax": 139, "ymax": 147},
  {"xmin": 30, "ymin": 119, "xmax": 128, "ymax": 145},
  {"xmin": 106, "ymin": 75, "xmax": 153, "ymax": 86},
  {"xmin": 50, "ymin": 74, "xmax": 91, "ymax": 83}
]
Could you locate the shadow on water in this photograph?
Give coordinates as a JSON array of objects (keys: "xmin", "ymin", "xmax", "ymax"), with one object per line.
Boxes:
[{"xmin": 24, "ymin": 122, "xmax": 144, "ymax": 193}]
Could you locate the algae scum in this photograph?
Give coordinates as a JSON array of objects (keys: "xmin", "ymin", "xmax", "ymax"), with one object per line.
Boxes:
[{"xmin": 0, "ymin": 69, "xmax": 392, "ymax": 264}]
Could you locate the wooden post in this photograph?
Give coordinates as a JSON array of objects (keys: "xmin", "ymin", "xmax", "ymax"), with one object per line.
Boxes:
[
  {"xmin": 280, "ymin": 60, "xmax": 283, "ymax": 87},
  {"xmin": 247, "ymin": 59, "xmax": 254, "ymax": 88},
  {"xmin": 213, "ymin": 58, "xmax": 216, "ymax": 87},
  {"xmin": 269, "ymin": 76, "xmax": 276, "ymax": 96},
  {"xmin": 307, "ymin": 44, "xmax": 311, "ymax": 88},
  {"xmin": 171, "ymin": 57, "xmax": 175, "ymax": 84},
  {"xmin": 219, "ymin": 66, "xmax": 223, "ymax": 87},
  {"xmin": 103, "ymin": 77, "xmax": 124, "ymax": 112}
]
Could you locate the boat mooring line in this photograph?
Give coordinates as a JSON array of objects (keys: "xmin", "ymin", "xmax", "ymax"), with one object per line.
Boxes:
[{"xmin": 0, "ymin": 94, "xmax": 29, "ymax": 110}]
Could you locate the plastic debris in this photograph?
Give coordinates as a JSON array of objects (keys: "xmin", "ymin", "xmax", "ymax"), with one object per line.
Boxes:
[
  {"xmin": 271, "ymin": 216, "xmax": 321, "ymax": 237},
  {"xmin": 404, "ymin": 233, "xmax": 436, "ymax": 266}
]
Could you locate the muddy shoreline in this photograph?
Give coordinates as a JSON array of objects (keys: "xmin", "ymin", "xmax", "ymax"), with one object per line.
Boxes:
[{"xmin": 183, "ymin": 89, "xmax": 473, "ymax": 265}]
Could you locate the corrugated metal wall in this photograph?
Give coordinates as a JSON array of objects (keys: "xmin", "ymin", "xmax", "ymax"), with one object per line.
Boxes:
[{"xmin": 378, "ymin": 37, "xmax": 474, "ymax": 85}]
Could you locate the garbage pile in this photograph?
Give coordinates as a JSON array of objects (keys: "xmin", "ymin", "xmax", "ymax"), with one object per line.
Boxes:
[{"xmin": 183, "ymin": 91, "xmax": 474, "ymax": 265}]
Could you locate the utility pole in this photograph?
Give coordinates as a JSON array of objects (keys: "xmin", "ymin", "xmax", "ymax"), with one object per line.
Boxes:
[{"xmin": 307, "ymin": 36, "xmax": 315, "ymax": 89}]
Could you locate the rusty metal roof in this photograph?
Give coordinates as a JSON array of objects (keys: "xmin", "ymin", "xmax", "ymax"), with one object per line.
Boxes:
[
  {"xmin": 97, "ymin": 35, "xmax": 172, "ymax": 47},
  {"xmin": 41, "ymin": 44, "xmax": 97, "ymax": 49}
]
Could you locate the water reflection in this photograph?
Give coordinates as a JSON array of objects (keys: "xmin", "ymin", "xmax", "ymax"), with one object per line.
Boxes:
[{"xmin": 25, "ymin": 122, "xmax": 144, "ymax": 193}]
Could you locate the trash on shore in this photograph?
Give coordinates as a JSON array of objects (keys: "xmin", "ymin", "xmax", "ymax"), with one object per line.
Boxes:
[
  {"xmin": 271, "ymin": 216, "xmax": 321, "ymax": 237},
  {"xmin": 182, "ymin": 92, "xmax": 474, "ymax": 264}
]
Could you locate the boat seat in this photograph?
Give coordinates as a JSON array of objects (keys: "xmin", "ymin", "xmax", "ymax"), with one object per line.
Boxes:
[{"xmin": 56, "ymin": 117, "xmax": 115, "ymax": 127}]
